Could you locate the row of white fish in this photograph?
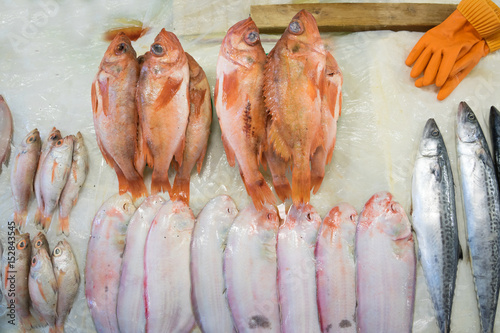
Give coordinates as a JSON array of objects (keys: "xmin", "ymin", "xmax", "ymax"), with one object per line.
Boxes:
[
  {"xmin": 10, "ymin": 127, "xmax": 89, "ymax": 235},
  {"xmin": 85, "ymin": 191, "xmax": 415, "ymax": 333},
  {"xmin": 0, "ymin": 231, "xmax": 80, "ymax": 332}
]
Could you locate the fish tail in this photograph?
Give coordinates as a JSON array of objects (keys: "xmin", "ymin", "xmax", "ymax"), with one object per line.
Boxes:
[
  {"xmin": 41, "ymin": 214, "xmax": 53, "ymax": 232},
  {"xmin": 171, "ymin": 175, "xmax": 190, "ymax": 204},
  {"xmin": 115, "ymin": 165, "xmax": 147, "ymax": 200},
  {"xmin": 14, "ymin": 211, "xmax": 28, "ymax": 230},
  {"xmin": 20, "ymin": 313, "xmax": 45, "ymax": 329},
  {"xmin": 273, "ymin": 178, "xmax": 292, "ymax": 202},
  {"xmin": 57, "ymin": 216, "xmax": 70, "ymax": 236},
  {"xmin": 151, "ymin": 169, "xmax": 171, "ymax": 195},
  {"xmin": 241, "ymin": 171, "xmax": 276, "ymax": 211},
  {"xmin": 292, "ymin": 156, "xmax": 311, "ymax": 206},
  {"xmin": 54, "ymin": 325, "xmax": 64, "ymax": 333},
  {"xmin": 34, "ymin": 207, "xmax": 43, "ymax": 229},
  {"xmin": 49, "ymin": 326, "xmax": 57, "ymax": 333}
]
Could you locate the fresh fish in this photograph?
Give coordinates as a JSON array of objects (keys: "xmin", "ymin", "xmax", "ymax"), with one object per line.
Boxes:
[
  {"xmin": 28, "ymin": 247, "xmax": 57, "ymax": 330},
  {"xmin": 311, "ymin": 51, "xmax": 342, "ymax": 193},
  {"xmin": 277, "ymin": 203, "xmax": 322, "ymax": 332},
  {"xmin": 215, "ymin": 17, "xmax": 276, "ymax": 210},
  {"xmin": 170, "ymin": 53, "xmax": 212, "ymax": 204},
  {"xmin": 35, "ymin": 127, "xmax": 63, "ymax": 230},
  {"xmin": 457, "ymin": 102, "xmax": 500, "ymax": 333},
  {"xmin": 412, "ymin": 119, "xmax": 460, "ymax": 333},
  {"xmin": 117, "ymin": 195, "xmax": 165, "ymax": 333},
  {"xmin": 489, "ymin": 106, "xmax": 500, "ymax": 182},
  {"xmin": 264, "ymin": 10, "xmax": 326, "ymax": 205},
  {"xmin": 85, "ymin": 193, "xmax": 136, "ymax": 333},
  {"xmin": 52, "ymin": 239, "xmax": 80, "ymax": 333},
  {"xmin": 144, "ymin": 200, "xmax": 195, "ymax": 332},
  {"xmin": 224, "ymin": 202, "xmax": 281, "ymax": 332},
  {"xmin": 0, "ymin": 95, "xmax": 13, "ymax": 174},
  {"xmin": 91, "ymin": 32, "xmax": 147, "ymax": 200},
  {"xmin": 191, "ymin": 195, "xmax": 238, "ymax": 332},
  {"xmin": 37, "ymin": 135, "xmax": 74, "ymax": 232},
  {"xmin": 58, "ymin": 132, "xmax": 89, "ymax": 236},
  {"xmin": 11, "ymin": 129, "xmax": 41, "ymax": 229},
  {"xmin": 315, "ymin": 203, "xmax": 357, "ymax": 333},
  {"xmin": 31, "ymin": 231, "xmax": 50, "ymax": 257},
  {"xmin": 1, "ymin": 229, "xmax": 42, "ymax": 329},
  {"xmin": 136, "ymin": 29, "xmax": 190, "ymax": 194},
  {"xmin": 356, "ymin": 191, "xmax": 416, "ymax": 333}
]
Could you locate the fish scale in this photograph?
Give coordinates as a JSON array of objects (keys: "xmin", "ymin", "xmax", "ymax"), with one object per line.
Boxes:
[
  {"xmin": 456, "ymin": 102, "xmax": 500, "ymax": 333},
  {"xmin": 412, "ymin": 118, "xmax": 460, "ymax": 333}
]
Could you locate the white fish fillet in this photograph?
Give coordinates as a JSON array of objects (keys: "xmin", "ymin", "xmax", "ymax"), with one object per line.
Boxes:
[
  {"xmin": 117, "ymin": 195, "xmax": 165, "ymax": 333},
  {"xmin": 144, "ymin": 200, "xmax": 195, "ymax": 333},
  {"xmin": 277, "ymin": 203, "xmax": 322, "ymax": 333},
  {"xmin": 224, "ymin": 202, "xmax": 281, "ymax": 332},
  {"xmin": 315, "ymin": 203, "xmax": 357, "ymax": 332},
  {"xmin": 85, "ymin": 193, "xmax": 136, "ymax": 333},
  {"xmin": 356, "ymin": 191, "xmax": 416, "ymax": 333},
  {"xmin": 191, "ymin": 195, "xmax": 238, "ymax": 333}
]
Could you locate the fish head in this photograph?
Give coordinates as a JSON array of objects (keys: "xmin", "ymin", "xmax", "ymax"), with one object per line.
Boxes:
[
  {"xmin": 15, "ymin": 230, "xmax": 31, "ymax": 260},
  {"xmin": 22, "ymin": 128, "xmax": 41, "ymax": 150},
  {"xmin": 419, "ymin": 118, "xmax": 445, "ymax": 157},
  {"xmin": 146, "ymin": 29, "xmax": 186, "ymax": 68},
  {"xmin": 457, "ymin": 101, "xmax": 483, "ymax": 144},
  {"xmin": 214, "ymin": 195, "xmax": 239, "ymax": 219},
  {"xmin": 360, "ymin": 192, "xmax": 412, "ymax": 241},
  {"xmin": 323, "ymin": 203, "xmax": 357, "ymax": 234},
  {"xmin": 47, "ymin": 127, "xmax": 62, "ymax": 144},
  {"xmin": 52, "ymin": 239, "xmax": 72, "ymax": 267},
  {"xmin": 280, "ymin": 10, "xmax": 324, "ymax": 56},
  {"xmin": 101, "ymin": 32, "xmax": 137, "ymax": 68},
  {"xmin": 221, "ymin": 17, "xmax": 265, "ymax": 67},
  {"xmin": 73, "ymin": 132, "xmax": 87, "ymax": 156},
  {"xmin": 255, "ymin": 203, "xmax": 280, "ymax": 230},
  {"xmin": 284, "ymin": 203, "xmax": 322, "ymax": 242},
  {"xmin": 30, "ymin": 247, "xmax": 50, "ymax": 275},
  {"xmin": 52, "ymin": 135, "xmax": 74, "ymax": 154},
  {"xmin": 32, "ymin": 232, "xmax": 49, "ymax": 255}
]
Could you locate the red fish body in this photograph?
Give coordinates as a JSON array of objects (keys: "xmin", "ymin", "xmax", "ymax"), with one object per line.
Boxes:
[{"xmin": 215, "ymin": 17, "xmax": 276, "ymax": 210}]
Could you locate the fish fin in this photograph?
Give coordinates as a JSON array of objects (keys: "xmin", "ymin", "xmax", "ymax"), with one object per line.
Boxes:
[
  {"xmin": 310, "ymin": 147, "xmax": 326, "ymax": 194},
  {"xmin": 57, "ymin": 216, "xmax": 69, "ymax": 237},
  {"xmin": 97, "ymin": 78, "xmax": 110, "ymax": 117},
  {"xmin": 91, "ymin": 81, "xmax": 98, "ymax": 114},
  {"xmin": 268, "ymin": 123, "xmax": 291, "ymax": 161},
  {"xmin": 34, "ymin": 207, "xmax": 43, "ymax": 230},
  {"xmin": 221, "ymin": 134, "xmax": 236, "ymax": 167},
  {"xmin": 171, "ymin": 176, "xmax": 190, "ymax": 204},
  {"xmin": 123, "ymin": 170, "xmax": 147, "ymax": 200},
  {"xmin": 41, "ymin": 213, "xmax": 53, "ymax": 233},
  {"xmin": 151, "ymin": 169, "xmax": 171, "ymax": 195},
  {"xmin": 260, "ymin": 148, "xmax": 268, "ymax": 171},
  {"xmin": 171, "ymin": 159, "xmax": 180, "ymax": 172},
  {"xmin": 196, "ymin": 146, "xmax": 208, "ymax": 174},
  {"xmin": 222, "ymin": 70, "xmax": 239, "ymax": 110},
  {"xmin": 263, "ymin": 47, "xmax": 279, "ymax": 120},
  {"xmin": 265, "ymin": 148, "xmax": 291, "ymax": 202},
  {"xmin": 174, "ymin": 135, "xmax": 186, "ymax": 169},
  {"xmin": 191, "ymin": 88, "xmax": 207, "ymax": 117},
  {"xmin": 14, "ymin": 211, "xmax": 28, "ymax": 231},
  {"xmin": 240, "ymin": 169, "xmax": 276, "ymax": 211},
  {"xmin": 154, "ymin": 76, "xmax": 183, "ymax": 111},
  {"xmin": 291, "ymin": 154, "xmax": 311, "ymax": 205}
]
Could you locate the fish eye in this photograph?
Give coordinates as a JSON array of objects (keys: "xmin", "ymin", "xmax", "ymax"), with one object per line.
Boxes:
[
  {"xmin": 350, "ymin": 214, "xmax": 356, "ymax": 222},
  {"xmin": 27, "ymin": 135, "xmax": 36, "ymax": 143},
  {"xmin": 306, "ymin": 213, "xmax": 312, "ymax": 221},
  {"xmin": 17, "ymin": 240, "xmax": 26, "ymax": 250},
  {"xmin": 56, "ymin": 139, "xmax": 63, "ymax": 146},
  {"xmin": 151, "ymin": 44, "xmax": 165, "ymax": 56},
  {"xmin": 431, "ymin": 129, "xmax": 439, "ymax": 137},
  {"xmin": 289, "ymin": 20, "xmax": 304, "ymax": 35},
  {"xmin": 467, "ymin": 112, "xmax": 476, "ymax": 121},
  {"xmin": 32, "ymin": 257, "xmax": 37, "ymax": 266},
  {"xmin": 115, "ymin": 42, "xmax": 127, "ymax": 55},
  {"xmin": 53, "ymin": 247, "xmax": 62, "ymax": 257},
  {"xmin": 50, "ymin": 134, "xmax": 59, "ymax": 140},
  {"xmin": 390, "ymin": 203, "xmax": 398, "ymax": 213},
  {"xmin": 35, "ymin": 240, "xmax": 42, "ymax": 248},
  {"xmin": 245, "ymin": 31, "xmax": 260, "ymax": 45}
]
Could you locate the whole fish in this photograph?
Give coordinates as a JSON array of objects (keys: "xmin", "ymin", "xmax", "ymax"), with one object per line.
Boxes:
[
  {"xmin": 457, "ymin": 102, "xmax": 500, "ymax": 333},
  {"xmin": 171, "ymin": 53, "xmax": 212, "ymax": 204},
  {"xmin": 11, "ymin": 129, "xmax": 41, "ymax": 229},
  {"xmin": 224, "ymin": 202, "xmax": 281, "ymax": 332},
  {"xmin": 37, "ymin": 135, "xmax": 74, "ymax": 232},
  {"xmin": 35, "ymin": 127, "xmax": 62, "ymax": 229},
  {"xmin": 58, "ymin": 132, "xmax": 89, "ymax": 236},
  {"xmin": 117, "ymin": 195, "xmax": 165, "ymax": 333},
  {"xmin": 264, "ymin": 10, "xmax": 326, "ymax": 205},
  {"xmin": 311, "ymin": 52, "xmax": 343, "ymax": 193},
  {"xmin": 1, "ymin": 229, "xmax": 43, "ymax": 329},
  {"xmin": 136, "ymin": 28, "xmax": 190, "ymax": 194},
  {"xmin": 315, "ymin": 203, "xmax": 357, "ymax": 333},
  {"xmin": 52, "ymin": 239, "xmax": 80, "ymax": 333},
  {"xmin": 85, "ymin": 193, "xmax": 136, "ymax": 333},
  {"xmin": 31, "ymin": 231, "xmax": 50, "ymax": 257},
  {"xmin": 489, "ymin": 106, "xmax": 500, "ymax": 182},
  {"xmin": 28, "ymin": 247, "xmax": 57, "ymax": 331},
  {"xmin": 215, "ymin": 17, "xmax": 276, "ymax": 210},
  {"xmin": 0, "ymin": 95, "xmax": 13, "ymax": 174},
  {"xmin": 412, "ymin": 119, "xmax": 460, "ymax": 333},
  {"xmin": 144, "ymin": 200, "xmax": 195, "ymax": 332},
  {"xmin": 356, "ymin": 192, "xmax": 416, "ymax": 333},
  {"xmin": 191, "ymin": 195, "xmax": 238, "ymax": 332},
  {"xmin": 91, "ymin": 32, "xmax": 147, "ymax": 200},
  {"xmin": 277, "ymin": 203, "xmax": 322, "ymax": 332}
]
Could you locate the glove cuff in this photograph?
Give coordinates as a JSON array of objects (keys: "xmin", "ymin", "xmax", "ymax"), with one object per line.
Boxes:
[
  {"xmin": 485, "ymin": 30, "xmax": 500, "ymax": 51},
  {"xmin": 458, "ymin": 0, "xmax": 500, "ymax": 37}
]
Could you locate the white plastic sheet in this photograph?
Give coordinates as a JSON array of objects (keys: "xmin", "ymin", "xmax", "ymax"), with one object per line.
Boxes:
[{"xmin": 1, "ymin": 0, "xmax": 500, "ymax": 332}]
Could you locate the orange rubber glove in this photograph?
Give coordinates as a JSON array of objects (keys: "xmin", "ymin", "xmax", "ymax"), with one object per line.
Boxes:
[{"xmin": 406, "ymin": 0, "xmax": 500, "ymax": 89}]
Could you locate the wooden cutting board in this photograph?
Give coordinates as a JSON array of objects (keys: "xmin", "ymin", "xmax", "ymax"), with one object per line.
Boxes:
[{"xmin": 250, "ymin": 3, "xmax": 456, "ymax": 33}]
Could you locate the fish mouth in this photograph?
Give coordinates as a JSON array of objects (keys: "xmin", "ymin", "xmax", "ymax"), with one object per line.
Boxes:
[{"xmin": 230, "ymin": 17, "xmax": 258, "ymax": 35}]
